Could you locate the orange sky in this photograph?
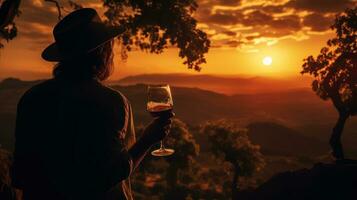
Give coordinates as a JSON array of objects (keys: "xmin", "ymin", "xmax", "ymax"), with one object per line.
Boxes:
[{"xmin": 0, "ymin": 0, "xmax": 354, "ymax": 80}]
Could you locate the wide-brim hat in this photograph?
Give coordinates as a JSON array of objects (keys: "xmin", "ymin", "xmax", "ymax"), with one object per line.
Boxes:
[{"xmin": 42, "ymin": 8, "xmax": 124, "ymax": 62}]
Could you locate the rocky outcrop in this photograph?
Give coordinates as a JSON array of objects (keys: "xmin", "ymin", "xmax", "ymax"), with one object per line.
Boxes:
[{"xmin": 236, "ymin": 162, "xmax": 357, "ymax": 200}]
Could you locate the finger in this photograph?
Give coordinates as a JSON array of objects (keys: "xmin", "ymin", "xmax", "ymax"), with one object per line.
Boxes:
[
  {"xmin": 161, "ymin": 123, "xmax": 170, "ymax": 130},
  {"xmin": 157, "ymin": 117, "xmax": 173, "ymax": 125},
  {"xmin": 163, "ymin": 127, "xmax": 171, "ymax": 136},
  {"xmin": 157, "ymin": 111, "xmax": 175, "ymax": 120},
  {"xmin": 164, "ymin": 111, "xmax": 175, "ymax": 118},
  {"xmin": 168, "ymin": 111, "xmax": 175, "ymax": 118},
  {"xmin": 162, "ymin": 119, "xmax": 172, "ymax": 127},
  {"xmin": 164, "ymin": 129, "xmax": 170, "ymax": 135},
  {"xmin": 163, "ymin": 125, "xmax": 170, "ymax": 133}
]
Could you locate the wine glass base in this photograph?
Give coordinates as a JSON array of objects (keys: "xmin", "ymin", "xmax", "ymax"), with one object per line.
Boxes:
[{"xmin": 151, "ymin": 148, "xmax": 175, "ymax": 157}]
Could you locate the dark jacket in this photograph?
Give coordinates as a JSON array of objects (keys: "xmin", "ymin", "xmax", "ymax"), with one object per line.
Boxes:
[{"xmin": 11, "ymin": 78, "xmax": 136, "ymax": 200}]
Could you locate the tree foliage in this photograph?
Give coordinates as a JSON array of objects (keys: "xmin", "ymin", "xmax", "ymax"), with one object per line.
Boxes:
[
  {"xmin": 0, "ymin": 0, "xmax": 21, "ymax": 48},
  {"xmin": 201, "ymin": 120, "xmax": 264, "ymax": 196},
  {"xmin": 0, "ymin": 148, "xmax": 15, "ymax": 200},
  {"xmin": 163, "ymin": 119, "xmax": 199, "ymax": 188},
  {"xmin": 301, "ymin": 7, "xmax": 357, "ymax": 116},
  {"xmin": 0, "ymin": 0, "xmax": 210, "ymax": 70},
  {"xmin": 102, "ymin": 0, "xmax": 210, "ymax": 71},
  {"xmin": 301, "ymin": 7, "xmax": 357, "ymax": 159},
  {"xmin": 0, "ymin": 148, "xmax": 12, "ymax": 186},
  {"xmin": 132, "ymin": 119, "xmax": 200, "ymax": 200},
  {"xmin": 202, "ymin": 120, "xmax": 264, "ymax": 177}
]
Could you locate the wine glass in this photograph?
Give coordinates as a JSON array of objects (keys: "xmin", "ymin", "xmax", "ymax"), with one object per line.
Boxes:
[{"xmin": 147, "ymin": 84, "xmax": 175, "ymax": 157}]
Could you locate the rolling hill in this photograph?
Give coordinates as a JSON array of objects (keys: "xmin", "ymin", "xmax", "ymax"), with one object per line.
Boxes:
[
  {"xmin": 1, "ymin": 77, "xmax": 357, "ymax": 157},
  {"xmin": 116, "ymin": 73, "xmax": 312, "ymax": 95},
  {"xmin": 247, "ymin": 122, "xmax": 327, "ymax": 156}
]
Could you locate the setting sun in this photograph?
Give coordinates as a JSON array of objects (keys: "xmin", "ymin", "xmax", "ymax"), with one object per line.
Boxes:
[{"xmin": 262, "ymin": 56, "xmax": 273, "ymax": 66}]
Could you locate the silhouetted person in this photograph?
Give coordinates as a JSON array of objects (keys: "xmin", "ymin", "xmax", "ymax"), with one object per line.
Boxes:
[{"xmin": 11, "ymin": 8, "xmax": 173, "ymax": 200}]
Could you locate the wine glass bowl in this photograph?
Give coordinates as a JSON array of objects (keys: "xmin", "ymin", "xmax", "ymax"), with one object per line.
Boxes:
[{"xmin": 147, "ymin": 84, "xmax": 175, "ymax": 157}]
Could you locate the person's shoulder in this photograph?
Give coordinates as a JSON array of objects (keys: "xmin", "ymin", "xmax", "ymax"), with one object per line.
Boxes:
[
  {"xmin": 26, "ymin": 79, "xmax": 56, "ymax": 92},
  {"xmin": 93, "ymin": 82, "xmax": 130, "ymax": 106},
  {"xmin": 18, "ymin": 79, "xmax": 57, "ymax": 105}
]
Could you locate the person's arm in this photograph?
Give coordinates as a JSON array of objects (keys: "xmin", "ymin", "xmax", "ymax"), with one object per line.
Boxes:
[
  {"xmin": 97, "ymin": 93, "xmax": 173, "ymax": 188},
  {"xmin": 104, "ymin": 114, "xmax": 173, "ymax": 185}
]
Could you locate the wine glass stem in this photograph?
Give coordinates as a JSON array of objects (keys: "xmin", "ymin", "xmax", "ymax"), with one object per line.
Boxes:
[{"xmin": 160, "ymin": 140, "xmax": 165, "ymax": 150}]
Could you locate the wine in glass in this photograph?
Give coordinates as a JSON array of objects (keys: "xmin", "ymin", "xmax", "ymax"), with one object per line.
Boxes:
[{"xmin": 147, "ymin": 84, "xmax": 175, "ymax": 157}]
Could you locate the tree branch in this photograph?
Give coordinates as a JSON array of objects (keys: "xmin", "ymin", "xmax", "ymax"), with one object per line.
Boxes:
[
  {"xmin": 0, "ymin": 0, "xmax": 21, "ymax": 30},
  {"xmin": 44, "ymin": 0, "xmax": 62, "ymax": 21}
]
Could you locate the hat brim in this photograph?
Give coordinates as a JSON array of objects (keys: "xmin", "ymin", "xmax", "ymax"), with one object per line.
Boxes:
[{"xmin": 42, "ymin": 26, "xmax": 125, "ymax": 62}]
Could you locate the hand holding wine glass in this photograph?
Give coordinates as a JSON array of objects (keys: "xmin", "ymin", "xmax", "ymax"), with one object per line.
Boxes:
[
  {"xmin": 147, "ymin": 84, "xmax": 175, "ymax": 156},
  {"xmin": 143, "ymin": 116, "xmax": 173, "ymax": 143}
]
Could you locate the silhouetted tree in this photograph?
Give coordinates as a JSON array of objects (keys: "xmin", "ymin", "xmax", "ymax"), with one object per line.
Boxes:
[
  {"xmin": 301, "ymin": 7, "xmax": 357, "ymax": 160},
  {"xmin": 0, "ymin": 0, "xmax": 82, "ymax": 48},
  {"xmin": 201, "ymin": 120, "xmax": 264, "ymax": 199},
  {"xmin": 0, "ymin": 0, "xmax": 210, "ymax": 70},
  {"xmin": 0, "ymin": 0, "xmax": 20, "ymax": 48}
]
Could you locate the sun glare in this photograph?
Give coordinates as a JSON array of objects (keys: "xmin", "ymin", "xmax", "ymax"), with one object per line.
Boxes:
[{"xmin": 262, "ymin": 56, "xmax": 273, "ymax": 66}]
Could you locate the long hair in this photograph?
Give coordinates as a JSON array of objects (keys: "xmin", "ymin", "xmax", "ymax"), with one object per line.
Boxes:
[{"xmin": 53, "ymin": 39, "xmax": 114, "ymax": 81}]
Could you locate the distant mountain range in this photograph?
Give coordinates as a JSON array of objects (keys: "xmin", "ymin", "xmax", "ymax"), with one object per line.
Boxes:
[
  {"xmin": 1, "ymin": 76, "xmax": 357, "ymax": 157},
  {"xmin": 115, "ymin": 73, "xmax": 313, "ymax": 95}
]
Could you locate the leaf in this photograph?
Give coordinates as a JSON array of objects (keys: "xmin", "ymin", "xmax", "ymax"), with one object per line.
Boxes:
[{"xmin": 312, "ymin": 80, "xmax": 319, "ymax": 92}]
